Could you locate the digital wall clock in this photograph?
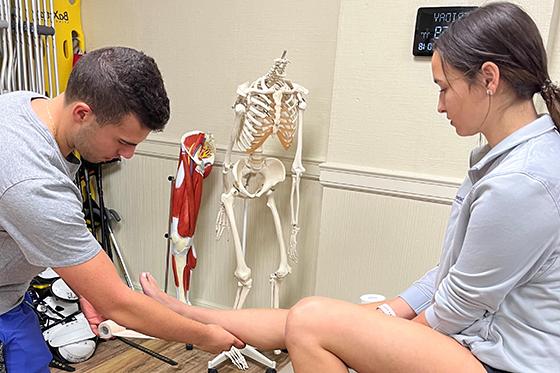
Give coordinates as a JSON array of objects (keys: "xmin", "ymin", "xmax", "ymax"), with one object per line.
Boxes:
[{"xmin": 413, "ymin": 7, "xmax": 477, "ymax": 56}]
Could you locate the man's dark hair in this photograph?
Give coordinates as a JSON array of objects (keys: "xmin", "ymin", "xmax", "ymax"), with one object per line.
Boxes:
[{"xmin": 65, "ymin": 47, "xmax": 170, "ymax": 131}]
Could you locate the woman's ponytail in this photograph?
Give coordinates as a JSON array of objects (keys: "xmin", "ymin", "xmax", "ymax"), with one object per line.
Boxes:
[{"xmin": 541, "ymin": 79, "xmax": 560, "ymax": 130}]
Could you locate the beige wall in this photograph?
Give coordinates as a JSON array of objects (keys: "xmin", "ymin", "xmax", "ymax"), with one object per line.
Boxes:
[
  {"xmin": 328, "ymin": 0, "xmax": 556, "ymax": 177},
  {"xmin": 82, "ymin": 0, "xmax": 560, "ymax": 307},
  {"xmin": 82, "ymin": 0, "xmax": 339, "ymax": 162}
]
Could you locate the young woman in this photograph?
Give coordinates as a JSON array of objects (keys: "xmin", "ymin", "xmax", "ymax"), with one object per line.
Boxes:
[{"xmin": 141, "ymin": 3, "xmax": 560, "ymax": 372}]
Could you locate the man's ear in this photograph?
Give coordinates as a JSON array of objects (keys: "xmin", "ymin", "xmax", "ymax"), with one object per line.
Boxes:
[
  {"xmin": 71, "ymin": 102, "xmax": 94, "ymax": 123},
  {"xmin": 480, "ymin": 61, "xmax": 500, "ymax": 95}
]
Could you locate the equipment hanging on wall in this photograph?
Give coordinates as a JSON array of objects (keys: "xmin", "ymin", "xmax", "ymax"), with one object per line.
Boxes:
[
  {"xmin": 212, "ymin": 51, "xmax": 308, "ymax": 372},
  {"xmin": 164, "ymin": 131, "xmax": 215, "ymax": 304},
  {"xmin": 0, "ymin": 0, "xmax": 60, "ymax": 96},
  {"xmin": 76, "ymin": 159, "xmax": 135, "ymax": 289},
  {"xmin": 0, "ymin": 0, "xmax": 86, "ymax": 96}
]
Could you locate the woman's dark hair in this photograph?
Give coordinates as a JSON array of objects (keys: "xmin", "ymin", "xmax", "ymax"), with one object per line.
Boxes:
[
  {"xmin": 434, "ymin": 2, "xmax": 560, "ymax": 127},
  {"xmin": 65, "ymin": 47, "xmax": 170, "ymax": 131}
]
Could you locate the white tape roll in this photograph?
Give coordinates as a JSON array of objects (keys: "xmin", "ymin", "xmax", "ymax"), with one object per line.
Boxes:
[
  {"xmin": 98, "ymin": 320, "xmax": 154, "ymax": 340},
  {"xmin": 359, "ymin": 293, "xmax": 386, "ymax": 304},
  {"xmin": 98, "ymin": 320, "xmax": 123, "ymax": 339}
]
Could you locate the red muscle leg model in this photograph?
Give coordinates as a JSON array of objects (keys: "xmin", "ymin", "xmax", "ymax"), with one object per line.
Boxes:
[{"xmin": 170, "ymin": 131, "xmax": 215, "ymax": 304}]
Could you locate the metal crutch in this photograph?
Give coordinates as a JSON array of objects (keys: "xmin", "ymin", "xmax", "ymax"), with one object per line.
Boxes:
[
  {"xmin": 3, "ymin": 0, "xmax": 14, "ymax": 92},
  {"xmin": 105, "ymin": 208, "xmax": 135, "ymax": 290},
  {"xmin": 48, "ymin": 0, "xmax": 59, "ymax": 95},
  {"xmin": 42, "ymin": 0, "xmax": 54, "ymax": 97},
  {"xmin": 23, "ymin": 0, "xmax": 36, "ymax": 92},
  {"xmin": 31, "ymin": 0, "xmax": 44, "ymax": 94},
  {"xmin": 11, "ymin": 0, "xmax": 21, "ymax": 90},
  {"xmin": 0, "ymin": 0, "xmax": 8, "ymax": 93},
  {"xmin": 12, "ymin": 0, "xmax": 27, "ymax": 91}
]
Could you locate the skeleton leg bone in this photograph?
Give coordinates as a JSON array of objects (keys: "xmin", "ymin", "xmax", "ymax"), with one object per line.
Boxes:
[
  {"xmin": 265, "ymin": 190, "xmax": 291, "ymax": 310},
  {"xmin": 221, "ymin": 190, "xmax": 253, "ymax": 310},
  {"xmin": 289, "ymin": 172, "xmax": 302, "ymax": 263}
]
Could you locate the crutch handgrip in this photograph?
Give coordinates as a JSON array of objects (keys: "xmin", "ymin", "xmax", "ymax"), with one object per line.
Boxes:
[{"xmin": 37, "ymin": 25, "xmax": 55, "ymax": 36}]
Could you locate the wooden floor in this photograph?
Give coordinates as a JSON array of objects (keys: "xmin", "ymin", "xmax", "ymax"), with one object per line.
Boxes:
[{"xmin": 52, "ymin": 338, "xmax": 290, "ymax": 373}]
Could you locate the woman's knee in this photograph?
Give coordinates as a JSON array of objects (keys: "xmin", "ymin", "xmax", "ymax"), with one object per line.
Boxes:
[{"xmin": 285, "ymin": 296, "xmax": 332, "ymax": 345}]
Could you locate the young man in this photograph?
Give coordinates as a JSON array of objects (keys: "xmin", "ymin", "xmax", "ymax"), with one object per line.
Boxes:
[{"xmin": 0, "ymin": 47, "xmax": 244, "ymax": 373}]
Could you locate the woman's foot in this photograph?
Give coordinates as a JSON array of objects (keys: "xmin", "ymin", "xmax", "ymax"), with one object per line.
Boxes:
[{"xmin": 139, "ymin": 272, "xmax": 185, "ymax": 312}]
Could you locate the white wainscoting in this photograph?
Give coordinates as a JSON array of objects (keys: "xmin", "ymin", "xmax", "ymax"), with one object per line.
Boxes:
[{"xmin": 314, "ymin": 163, "xmax": 461, "ymax": 302}]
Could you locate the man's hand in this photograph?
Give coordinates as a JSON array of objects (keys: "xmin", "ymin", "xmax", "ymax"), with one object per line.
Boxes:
[
  {"xmin": 79, "ymin": 296, "xmax": 105, "ymax": 336},
  {"xmin": 197, "ymin": 324, "xmax": 245, "ymax": 354}
]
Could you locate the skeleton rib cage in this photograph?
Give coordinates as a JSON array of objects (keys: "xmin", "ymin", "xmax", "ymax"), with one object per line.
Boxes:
[{"xmin": 234, "ymin": 56, "xmax": 307, "ymax": 154}]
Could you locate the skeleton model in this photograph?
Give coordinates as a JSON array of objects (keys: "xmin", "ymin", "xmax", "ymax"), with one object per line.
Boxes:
[
  {"xmin": 217, "ymin": 52, "xmax": 308, "ymax": 311},
  {"xmin": 165, "ymin": 131, "xmax": 215, "ymax": 304},
  {"xmin": 211, "ymin": 52, "xmax": 308, "ymax": 372}
]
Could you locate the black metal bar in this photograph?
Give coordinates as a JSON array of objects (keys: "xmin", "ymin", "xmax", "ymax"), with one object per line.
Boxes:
[
  {"xmin": 95, "ymin": 164, "xmax": 110, "ymax": 257},
  {"xmin": 164, "ymin": 175, "xmax": 175, "ymax": 292},
  {"xmin": 82, "ymin": 167, "xmax": 96, "ymax": 236},
  {"xmin": 116, "ymin": 336, "xmax": 178, "ymax": 366}
]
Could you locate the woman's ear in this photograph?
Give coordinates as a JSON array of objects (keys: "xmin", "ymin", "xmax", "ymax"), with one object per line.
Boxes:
[{"xmin": 480, "ymin": 61, "xmax": 500, "ymax": 95}]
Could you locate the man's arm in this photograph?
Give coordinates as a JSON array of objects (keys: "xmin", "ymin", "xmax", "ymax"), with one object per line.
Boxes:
[{"xmin": 55, "ymin": 250, "xmax": 244, "ymax": 353}]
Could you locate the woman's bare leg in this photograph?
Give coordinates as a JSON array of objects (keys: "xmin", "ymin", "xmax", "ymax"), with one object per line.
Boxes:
[
  {"xmin": 285, "ymin": 296, "xmax": 486, "ymax": 373},
  {"xmin": 142, "ymin": 274, "xmax": 485, "ymax": 372},
  {"xmin": 140, "ymin": 272, "xmax": 287, "ymax": 350}
]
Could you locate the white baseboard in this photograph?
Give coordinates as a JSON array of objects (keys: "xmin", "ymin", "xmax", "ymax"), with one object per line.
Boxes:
[{"xmin": 189, "ymin": 298, "xmax": 231, "ymax": 310}]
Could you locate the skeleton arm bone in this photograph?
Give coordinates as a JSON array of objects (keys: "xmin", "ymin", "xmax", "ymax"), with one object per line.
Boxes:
[
  {"xmin": 224, "ymin": 102, "xmax": 246, "ymax": 172},
  {"xmin": 288, "ymin": 91, "xmax": 308, "ymax": 260},
  {"xmin": 217, "ymin": 95, "xmax": 247, "ymax": 240}
]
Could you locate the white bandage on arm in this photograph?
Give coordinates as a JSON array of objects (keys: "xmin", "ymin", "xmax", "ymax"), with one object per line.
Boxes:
[{"xmin": 376, "ymin": 303, "xmax": 397, "ymax": 317}]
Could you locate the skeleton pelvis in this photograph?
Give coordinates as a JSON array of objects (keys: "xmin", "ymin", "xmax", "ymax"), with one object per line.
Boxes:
[{"xmin": 232, "ymin": 157, "xmax": 285, "ymax": 198}]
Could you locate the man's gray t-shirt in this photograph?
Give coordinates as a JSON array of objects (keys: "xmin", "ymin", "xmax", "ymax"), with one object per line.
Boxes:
[{"xmin": 0, "ymin": 91, "xmax": 101, "ymax": 314}]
